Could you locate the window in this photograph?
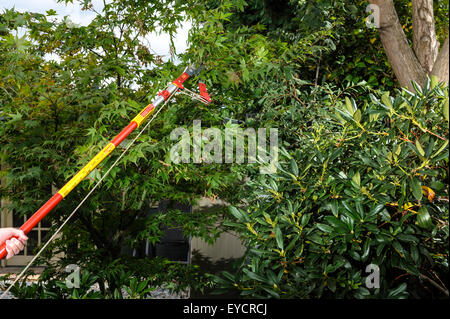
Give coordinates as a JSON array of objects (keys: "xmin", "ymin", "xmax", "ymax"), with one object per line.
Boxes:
[
  {"xmin": 1, "ymin": 209, "xmax": 51, "ymax": 266},
  {"xmin": 125, "ymin": 200, "xmax": 192, "ymax": 264}
]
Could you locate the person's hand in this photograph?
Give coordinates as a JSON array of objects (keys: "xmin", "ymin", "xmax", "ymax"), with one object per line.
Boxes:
[{"xmin": 0, "ymin": 228, "xmax": 28, "ymax": 260}]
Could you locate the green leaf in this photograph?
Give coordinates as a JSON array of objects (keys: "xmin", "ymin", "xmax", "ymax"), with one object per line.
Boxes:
[
  {"xmin": 327, "ymin": 278, "xmax": 336, "ymax": 293},
  {"xmin": 417, "ymin": 206, "xmax": 432, "ymax": 229},
  {"xmin": 353, "ymin": 109, "xmax": 361, "ymax": 123},
  {"xmin": 352, "ymin": 171, "xmax": 361, "ymax": 186},
  {"xmin": 229, "ymin": 206, "xmax": 246, "ymax": 221},
  {"xmin": 361, "ymin": 240, "xmax": 370, "ymax": 261},
  {"xmin": 410, "ymin": 245, "xmax": 419, "ymax": 263},
  {"xmin": 355, "ymin": 201, "xmax": 365, "ymax": 219},
  {"xmin": 335, "ymin": 110, "xmax": 347, "ymax": 123},
  {"xmin": 301, "ymin": 213, "xmax": 311, "ymax": 226},
  {"xmin": 46, "ymin": 9, "xmax": 57, "ymax": 16},
  {"xmin": 381, "ymin": 92, "xmax": 393, "ymax": 112},
  {"xmin": 431, "ymin": 140, "xmax": 448, "ymax": 159},
  {"xmin": 269, "ymin": 179, "xmax": 278, "ymax": 192},
  {"xmin": 341, "ymin": 201, "xmax": 360, "ymax": 224},
  {"xmin": 290, "ymin": 158, "xmax": 298, "ymax": 176},
  {"xmin": 349, "ymin": 248, "xmax": 361, "ymax": 261},
  {"xmin": 430, "ymin": 75, "xmax": 439, "ymax": 90},
  {"xmin": 392, "ymin": 240, "xmax": 406, "ymax": 258},
  {"xmin": 137, "ymin": 280, "xmax": 148, "ymax": 293},
  {"xmin": 443, "ymin": 98, "xmax": 449, "ymax": 121},
  {"xmin": 425, "ymin": 138, "xmax": 435, "ymax": 158},
  {"xmin": 331, "ymin": 199, "xmax": 339, "ymax": 217},
  {"xmin": 324, "ymin": 216, "xmax": 349, "ymax": 233},
  {"xmin": 261, "ymin": 287, "xmax": 280, "ymax": 298},
  {"xmin": 221, "ymin": 271, "xmax": 236, "ymax": 282},
  {"xmin": 411, "ymin": 81, "xmax": 423, "ymax": 95},
  {"xmin": 274, "ymin": 226, "xmax": 284, "ymax": 250},
  {"xmin": 266, "ymin": 270, "xmax": 279, "ymax": 285},
  {"xmin": 345, "ymin": 97, "xmax": 355, "ymax": 115},
  {"xmin": 397, "ymin": 234, "xmax": 418, "ymax": 243},
  {"xmin": 242, "ymin": 268, "xmax": 266, "ymax": 282},
  {"xmin": 388, "ymin": 283, "xmax": 408, "ymax": 299},
  {"xmin": 410, "ymin": 177, "xmax": 422, "ymax": 201},
  {"xmin": 317, "ymin": 223, "xmax": 333, "ymax": 233},
  {"xmin": 286, "ymin": 200, "xmax": 293, "ymax": 213},
  {"xmin": 368, "ymin": 203, "xmax": 386, "ymax": 218},
  {"xmin": 415, "ymin": 140, "xmax": 425, "ymax": 157}
]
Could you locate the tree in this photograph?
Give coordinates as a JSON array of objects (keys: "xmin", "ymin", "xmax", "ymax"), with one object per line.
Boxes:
[
  {"xmin": 369, "ymin": 0, "xmax": 449, "ymax": 90},
  {"xmin": 0, "ymin": 1, "xmax": 242, "ymax": 298}
]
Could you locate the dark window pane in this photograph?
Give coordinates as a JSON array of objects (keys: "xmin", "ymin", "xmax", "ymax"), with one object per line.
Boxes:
[
  {"xmin": 40, "ymin": 218, "xmax": 52, "ymax": 228},
  {"xmin": 26, "ymin": 231, "xmax": 39, "ymax": 255},
  {"xmin": 40, "ymin": 231, "xmax": 49, "ymax": 243},
  {"xmin": 12, "ymin": 211, "xmax": 24, "ymax": 228},
  {"xmin": 161, "ymin": 228, "xmax": 186, "ymax": 242},
  {"xmin": 155, "ymin": 242, "xmax": 189, "ymax": 262}
]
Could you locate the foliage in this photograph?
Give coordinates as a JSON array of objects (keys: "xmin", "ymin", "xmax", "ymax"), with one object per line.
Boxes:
[
  {"xmin": 1, "ymin": 257, "xmax": 210, "ymax": 298},
  {"xmin": 215, "ymin": 81, "xmax": 449, "ymax": 298},
  {"xmin": 1, "ymin": 0, "xmax": 448, "ymax": 299},
  {"xmin": 180, "ymin": 1, "xmax": 449, "ymax": 298},
  {"xmin": 0, "ymin": 0, "xmax": 238, "ymax": 298}
]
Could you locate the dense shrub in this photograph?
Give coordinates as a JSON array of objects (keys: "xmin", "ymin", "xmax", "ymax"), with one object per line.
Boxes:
[
  {"xmin": 216, "ymin": 80, "xmax": 449, "ymax": 298},
  {"xmin": 1, "ymin": 257, "xmax": 210, "ymax": 299}
]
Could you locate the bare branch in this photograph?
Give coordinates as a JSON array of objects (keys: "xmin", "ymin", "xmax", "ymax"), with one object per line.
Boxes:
[{"xmin": 420, "ymin": 273, "xmax": 449, "ymax": 297}]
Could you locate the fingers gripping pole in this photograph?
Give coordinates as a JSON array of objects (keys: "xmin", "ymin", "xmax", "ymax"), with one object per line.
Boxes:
[{"xmin": 0, "ymin": 67, "xmax": 194, "ymax": 260}]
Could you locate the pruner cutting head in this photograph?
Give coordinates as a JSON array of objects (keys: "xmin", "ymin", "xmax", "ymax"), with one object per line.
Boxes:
[
  {"xmin": 184, "ymin": 64, "xmax": 205, "ymax": 76},
  {"xmin": 175, "ymin": 64, "xmax": 211, "ymax": 105}
]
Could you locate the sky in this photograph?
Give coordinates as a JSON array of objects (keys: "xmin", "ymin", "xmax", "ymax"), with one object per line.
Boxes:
[{"xmin": 0, "ymin": 0, "xmax": 190, "ymax": 61}]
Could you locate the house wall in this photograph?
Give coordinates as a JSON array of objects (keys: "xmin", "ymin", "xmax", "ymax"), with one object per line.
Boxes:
[
  {"xmin": 1, "ymin": 188, "xmax": 246, "ymax": 266},
  {"xmin": 191, "ymin": 197, "xmax": 246, "ymax": 262}
]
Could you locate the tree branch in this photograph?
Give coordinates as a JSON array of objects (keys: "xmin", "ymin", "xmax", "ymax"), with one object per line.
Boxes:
[
  {"xmin": 369, "ymin": 0, "xmax": 427, "ymax": 90},
  {"xmin": 419, "ymin": 273, "xmax": 449, "ymax": 297},
  {"xmin": 431, "ymin": 36, "xmax": 449, "ymax": 85},
  {"xmin": 412, "ymin": 0, "xmax": 439, "ymax": 73}
]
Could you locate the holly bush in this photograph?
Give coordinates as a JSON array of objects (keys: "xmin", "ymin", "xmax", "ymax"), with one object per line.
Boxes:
[{"xmin": 216, "ymin": 79, "xmax": 449, "ymax": 298}]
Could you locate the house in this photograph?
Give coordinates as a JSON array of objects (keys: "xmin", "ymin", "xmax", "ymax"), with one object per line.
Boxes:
[{"xmin": 1, "ymin": 191, "xmax": 245, "ymax": 268}]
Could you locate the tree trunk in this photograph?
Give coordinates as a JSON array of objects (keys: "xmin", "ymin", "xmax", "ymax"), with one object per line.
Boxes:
[
  {"xmin": 412, "ymin": 0, "xmax": 439, "ymax": 74},
  {"xmin": 431, "ymin": 36, "xmax": 450, "ymax": 85},
  {"xmin": 369, "ymin": 0, "xmax": 427, "ymax": 90},
  {"xmin": 368, "ymin": 0, "xmax": 449, "ymax": 90}
]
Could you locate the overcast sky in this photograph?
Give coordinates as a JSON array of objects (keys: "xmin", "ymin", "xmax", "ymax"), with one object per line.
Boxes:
[{"xmin": 0, "ymin": 0, "xmax": 190, "ymax": 60}]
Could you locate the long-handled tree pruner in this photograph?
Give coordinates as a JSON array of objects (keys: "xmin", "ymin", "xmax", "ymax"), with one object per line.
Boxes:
[{"xmin": 0, "ymin": 64, "xmax": 211, "ymax": 260}]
